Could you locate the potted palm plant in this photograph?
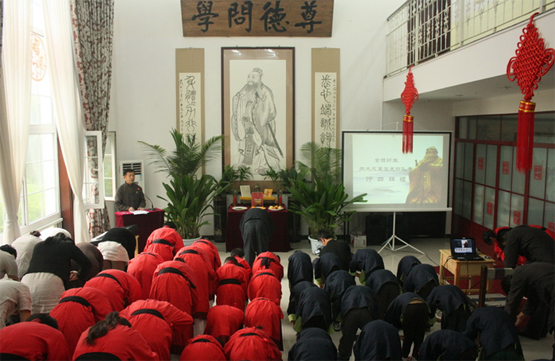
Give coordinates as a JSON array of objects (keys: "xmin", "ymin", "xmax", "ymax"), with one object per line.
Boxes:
[
  {"xmin": 286, "ymin": 142, "xmax": 367, "ymax": 246},
  {"xmin": 140, "ymin": 129, "xmax": 226, "ymax": 239}
]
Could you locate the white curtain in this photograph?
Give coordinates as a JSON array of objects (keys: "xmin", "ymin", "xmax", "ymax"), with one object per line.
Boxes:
[
  {"xmin": 0, "ymin": 0, "xmax": 32, "ymax": 243},
  {"xmin": 42, "ymin": 0, "xmax": 89, "ymax": 243}
]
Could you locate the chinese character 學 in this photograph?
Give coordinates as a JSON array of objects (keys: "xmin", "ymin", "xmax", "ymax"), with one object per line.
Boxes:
[
  {"xmin": 192, "ymin": 1, "xmax": 219, "ymax": 33},
  {"xmin": 261, "ymin": 1, "xmax": 288, "ymax": 32},
  {"xmin": 228, "ymin": 1, "xmax": 253, "ymax": 32},
  {"xmin": 294, "ymin": 1, "xmax": 323, "ymax": 34}
]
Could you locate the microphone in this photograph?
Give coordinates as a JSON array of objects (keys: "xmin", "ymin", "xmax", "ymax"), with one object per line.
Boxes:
[{"xmin": 144, "ymin": 194, "xmax": 155, "ymax": 211}]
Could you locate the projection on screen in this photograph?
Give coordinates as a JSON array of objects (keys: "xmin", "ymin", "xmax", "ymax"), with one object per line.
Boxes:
[{"xmin": 342, "ymin": 131, "xmax": 451, "ymax": 212}]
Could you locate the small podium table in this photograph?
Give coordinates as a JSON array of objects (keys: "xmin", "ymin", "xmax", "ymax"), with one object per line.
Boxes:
[
  {"xmin": 225, "ymin": 205, "xmax": 290, "ymax": 252},
  {"xmin": 439, "ymin": 249, "xmax": 495, "ymax": 294},
  {"xmin": 115, "ymin": 208, "xmax": 165, "ymax": 253}
]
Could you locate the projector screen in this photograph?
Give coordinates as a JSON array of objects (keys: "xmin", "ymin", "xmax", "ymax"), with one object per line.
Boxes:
[{"xmin": 342, "ymin": 131, "xmax": 452, "ymax": 212}]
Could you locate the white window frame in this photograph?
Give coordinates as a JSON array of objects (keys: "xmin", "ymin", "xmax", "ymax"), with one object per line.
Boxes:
[
  {"xmin": 104, "ymin": 131, "xmax": 117, "ymax": 201},
  {"xmin": 83, "ymin": 130, "xmax": 104, "ymax": 209}
]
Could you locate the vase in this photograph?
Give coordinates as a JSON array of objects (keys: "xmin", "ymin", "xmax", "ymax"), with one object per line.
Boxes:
[
  {"xmin": 309, "ymin": 236, "xmax": 323, "ymax": 255},
  {"xmin": 183, "ymin": 236, "xmax": 201, "ymax": 247}
]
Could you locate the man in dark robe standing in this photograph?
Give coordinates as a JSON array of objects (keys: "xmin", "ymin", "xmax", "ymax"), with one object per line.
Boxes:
[{"xmin": 240, "ymin": 207, "xmax": 274, "ymax": 266}]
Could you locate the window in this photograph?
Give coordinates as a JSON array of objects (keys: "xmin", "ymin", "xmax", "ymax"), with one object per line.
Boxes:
[
  {"xmin": 83, "ymin": 131, "xmax": 104, "ymax": 209},
  {"xmin": 103, "ymin": 132, "xmax": 117, "ymax": 201},
  {"xmin": 20, "ymin": 1, "xmax": 62, "ymax": 233},
  {"xmin": 453, "ymin": 112, "xmax": 555, "ymax": 235}
]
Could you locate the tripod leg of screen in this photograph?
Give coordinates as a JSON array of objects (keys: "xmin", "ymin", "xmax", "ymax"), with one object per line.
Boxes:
[{"xmin": 378, "ymin": 212, "xmax": 425, "ymax": 254}]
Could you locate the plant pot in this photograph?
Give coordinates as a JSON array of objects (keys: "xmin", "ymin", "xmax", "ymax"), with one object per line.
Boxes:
[
  {"xmin": 183, "ymin": 236, "xmax": 201, "ymax": 247},
  {"xmin": 309, "ymin": 236, "xmax": 323, "ymax": 255}
]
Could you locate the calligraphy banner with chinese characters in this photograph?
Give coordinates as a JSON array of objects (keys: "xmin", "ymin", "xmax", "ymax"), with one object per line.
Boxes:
[
  {"xmin": 176, "ymin": 49, "xmax": 204, "ymax": 173},
  {"xmin": 312, "ymin": 48, "xmax": 339, "ymax": 148},
  {"xmin": 181, "ymin": 0, "xmax": 334, "ymax": 37}
]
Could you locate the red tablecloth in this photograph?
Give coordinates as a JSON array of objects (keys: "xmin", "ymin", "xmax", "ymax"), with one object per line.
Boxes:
[
  {"xmin": 225, "ymin": 205, "xmax": 290, "ymax": 252},
  {"xmin": 115, "ymin": 208, "xmax": 165, "ymax": 253}
]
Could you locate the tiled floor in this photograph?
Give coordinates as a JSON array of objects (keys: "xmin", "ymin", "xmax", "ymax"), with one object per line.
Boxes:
[{"xmin": 212, "ymin": 237, "xmax": 553, "ymax": 360}]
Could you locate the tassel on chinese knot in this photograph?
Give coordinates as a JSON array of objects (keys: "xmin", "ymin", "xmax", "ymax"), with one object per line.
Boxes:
[
  {"xmin": 506, "ymin": 13, "xmax": 555, "ymax": 173},
  {"xmin": 400, "ymin": 66, "xmax": 419, "ymax": 153}
]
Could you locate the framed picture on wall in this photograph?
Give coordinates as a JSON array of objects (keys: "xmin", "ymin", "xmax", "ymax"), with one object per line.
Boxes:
[{"xmin": 222, "ymin": 47, "xmax": 295, "ymax": 188}]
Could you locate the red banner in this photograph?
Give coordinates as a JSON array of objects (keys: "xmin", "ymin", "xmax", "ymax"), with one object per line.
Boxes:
[{"xmin": 513, "ymin": 210, "xmax": 522, "ymax": 225}]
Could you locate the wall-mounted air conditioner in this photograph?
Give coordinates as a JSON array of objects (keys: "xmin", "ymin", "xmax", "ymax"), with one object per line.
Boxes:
[{"xmin": 119, "ymin": 160, "xmax": 145, "ymax": 193}]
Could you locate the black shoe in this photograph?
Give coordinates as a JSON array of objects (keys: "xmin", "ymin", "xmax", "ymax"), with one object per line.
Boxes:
[{"xmin": 333, "ymin": 322, "xmax": 341, "ymax": 332}]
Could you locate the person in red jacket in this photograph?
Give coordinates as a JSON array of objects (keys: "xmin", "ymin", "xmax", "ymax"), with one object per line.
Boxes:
[
  {"xmin": 127, "ymin": 251, "xmax": 165, "ymax": 299},
  {"xmin": 84, "ymin": 269, "xmax": 142, "ymax": 311},
  {"xmin": 188, "ymin": 244, "xmax": 219, "ymax": 304},
  {"xmin": 120, "ymin": 299, "xmax": 194, "ymax": 360},
  {"xmin": 175, "ymin": 245, "xmax": 215, "ymax": 334},
  {"xmin": 194, "ymin": 239, "xmax": 222, "ymax": 270},
  {"xmin": 231, "ymin": 248, "xmax": 252, "ymax": 281},
  {"xmin": 205, "ymin": 305, "xmax": 245, "ymax": 346},
  {"xmin": 224, "ymin": 327, "xmax": 282, "ymax": 361},
  {"xmin": 252, "ymin": 251, "xmax": 284, "ymax": 281},
  {"xmin": 150, "ymin": 259, "xmax": 199, "ymax": 315},
  {"xmin": 73, "ymin": 311, "xmax": 158, "ymax": 361},
  {"xmin": 145, "ymin": 224, "xmax": 185, "ymax": 258},
  {"xmin": 180, "ymin": 334, "xmax": 226, "ymax": 361},
  {"xmin": 245, "ymin": 297, "xmax": 284, "ymax": 350},
  {"xmin": 248, "ymin": 268, "xmax": 282, "ymax": 306},
  {"xmin": 216, "ymin": 257, "xmax": 249, "ymax": 310},
  {"xmin": 50, "ymin": 287, "xmax": 113, "ymax": 355},
  {"xmin": 0, "ymin": 314, "xmax": 70, "ymax": 361}
]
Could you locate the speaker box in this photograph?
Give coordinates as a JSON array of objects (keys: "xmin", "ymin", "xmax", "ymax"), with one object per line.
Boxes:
[{"xmin": 365, "ymin": 214, "xmax": 388, "ymax": 245}]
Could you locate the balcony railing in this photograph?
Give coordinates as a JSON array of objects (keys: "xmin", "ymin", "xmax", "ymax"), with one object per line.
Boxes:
[{"xmin": 386, "ymin": 0, "xmax": 555, "ymax": 77}]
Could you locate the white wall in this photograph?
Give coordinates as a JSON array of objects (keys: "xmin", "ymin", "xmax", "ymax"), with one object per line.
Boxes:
[{"xmin": 108, "ymin": 0, "xmax": 406, "ymax": 234}]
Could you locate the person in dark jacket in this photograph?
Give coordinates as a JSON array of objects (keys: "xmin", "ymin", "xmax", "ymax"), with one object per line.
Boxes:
[
  {"xmin": 314, "ymin": 252, "xmax": 344, "ymax": 287},
  {"xmin": 22, "ymin": 233, "xmax": 92, "ymax": 313},
  {"xmin": 91, "ymin": 226, "xmax": 136, "ymax": 261},
  {"xmin": 366, "ymin": 269, "xmax": 402, "ymax": 319},
  {"xmin": 385, "ymin": 292, "xmax": 435, "ymax": 359},
  {"xmin": 288, "ymin": 327, "xmax": 338, "ymax": 361},
  {"xmin": 317, "ymin": 229, "xmax": 352, "ymax": 271},
  {"xmin": 396, "ymin": 255, "xmax": 422, "ymax": 286},
  {"xmin": 498, "ymin": 225, "xmax": 555, "ymax": 268},
  {"xmin": 419, "ymin": 329, "xmax": 478, "ymax": 361},
  {"xmin": 464, "ymin": 306, "xmax": 524, "ymax": 360},
  {"xmin": 349, "ymin": 248, "xmax": 384, "ymax": 285},
  {"xmin": 240, "ymin": 207, "xmax": 275, "ymax": 266},
  {"xmin": 353, "ymin": 319, "xmax": 403, "ymax": 361},
  {"xmin": 287, "ymin": 280, "xmax": 317, "ymax": 325},
  {"xmin": 427, "ymin": 284, "xmax": 472, "ymax": 332},
  {"xmin": 403, "ymin": 263, "xmax": 439, "ymax": 300},
  {"xmin": 324, "ymin": 270, "xmax": 356, "ymax": 327},
  {"xmin": 503, "ymin": 262, "xmax": 555, "ymax": 343},
  {"xmin": 295, "ymin": 286, "xmax": 332, "ymax": 332},
  {"xmin": 287, "ymin": 250, "xmax": 313, "ymax": 289},
  {"xmin": 338, "ymin": 285, "xmax": 379, "ymax": 361},
  {"xmin": 67, "ymin": 242, "xmax": 104, "ymax": 289}
]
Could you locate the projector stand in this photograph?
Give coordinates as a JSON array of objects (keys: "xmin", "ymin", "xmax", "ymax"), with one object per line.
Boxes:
[{"xmin": 378, "ymin": 212, "xmax": 425, "ymax": 254}]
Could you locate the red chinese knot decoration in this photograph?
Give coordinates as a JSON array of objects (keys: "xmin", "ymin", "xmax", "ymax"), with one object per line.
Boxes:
[
  {"xmin": 400, "ymin": 66, "xmax": 419, "ymax": 153},
  {"xmin": 506, "ymin": 13, "xmax": 555, "ymax": 173}
]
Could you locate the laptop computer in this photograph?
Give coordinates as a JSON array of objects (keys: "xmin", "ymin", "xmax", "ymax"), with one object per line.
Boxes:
[{"xmin": 450, "ymin": 237, "xmax": 484, "ymax": 261}]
